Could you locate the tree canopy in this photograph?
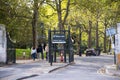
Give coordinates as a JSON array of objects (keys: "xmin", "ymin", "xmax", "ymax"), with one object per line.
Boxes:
[{"xmin": 0, "ymin": 0, "xmax": 120, "ymax": 52}]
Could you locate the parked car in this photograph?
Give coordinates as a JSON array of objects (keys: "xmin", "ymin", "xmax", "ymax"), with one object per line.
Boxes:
[{"xmin": 86, "ymin": 48, "xmax": 96, "ymax": 56}]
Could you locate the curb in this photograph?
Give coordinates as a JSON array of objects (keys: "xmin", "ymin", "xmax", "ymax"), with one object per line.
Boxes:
[
  {"xmin": 0, "ymin": 59, "xmax": 41, "ymax": 67},
  {"xmin": 48, "ymin": 62, "xmax": 75, "ymax": 73}
]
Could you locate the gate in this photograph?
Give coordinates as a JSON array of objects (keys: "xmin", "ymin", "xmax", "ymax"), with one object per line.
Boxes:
[
  {"xmin": 48, "ymin": 27, "xmax": 74, "ymax": 65},
  {"xmin": 6, "ymin": 33, "xmax": 16, "ymax": 64}
]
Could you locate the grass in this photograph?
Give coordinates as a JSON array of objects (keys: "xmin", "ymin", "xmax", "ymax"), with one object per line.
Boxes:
[
  {"xmin": 16, "ymin": 49, "xmax": 31, "ymax": 60},
  {"xmin": 16, "ymin": 49, "xmax": 47, "ymax": 60},
  {"xmin": 16, "ymin": 49, "xmax": 71, "ymax": 60}
]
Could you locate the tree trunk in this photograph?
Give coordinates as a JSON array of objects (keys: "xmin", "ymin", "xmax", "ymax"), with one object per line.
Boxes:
[
  {"xmin": 108, "ymin": 39, "xmax": 111, "ymax": 52},
  {"xmin": 55, "ymin": 0, "xmax": 62, "ymax": 30},
  {"xmin": 32, "ymin": 0, "xmax": 39, "ymax": 48},
  {"xmin": 103, "ymin": 19, "xmax": 107, "ymax": 53},
  {"xmin": 96, "ymin": 20, "xmax": 99, "ymax": 49},
  {"xmin": 55, "ymin": 0, "xmax": 70, "ymax": 30},
  {"xmin": 79, "ymin": 26, "xmax": 82, "ymax": 56},
  {"xmin": 88, "ymin": 20, "xmax": 92, "ymax": 48}
]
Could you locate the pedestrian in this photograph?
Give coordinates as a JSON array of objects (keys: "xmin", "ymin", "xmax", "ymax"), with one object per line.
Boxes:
[
  {"xmin": 23, "ymin": 52, "xmax": 26, "ymax": 59},
  {"xmin": 31, "ymin": 47, "xmax": 37, "ymax": 61},
  {"xmin": 45, "ymin": 44, "xmax": 49, "ymax": 60},
  {"xmin": 37, "ymin": 44, "xmax": 44, "ymax": 60}
]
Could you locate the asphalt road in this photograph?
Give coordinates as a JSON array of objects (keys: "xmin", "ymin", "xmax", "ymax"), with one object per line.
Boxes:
[{"xmin": 25, "ymin": 55, "xmax": 120, "ymax": 80}]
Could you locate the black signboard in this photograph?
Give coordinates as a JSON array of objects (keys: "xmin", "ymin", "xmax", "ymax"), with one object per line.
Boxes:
[{"xmin": 52, "ymin": 34, "xmax": 66, "ymax": 43}]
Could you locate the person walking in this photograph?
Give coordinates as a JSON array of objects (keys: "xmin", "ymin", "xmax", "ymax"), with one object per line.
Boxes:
[
  {"xmin": 31, "ymin": 47, "xmax": 37, "ymax": 61},
  {"xmin": 45, "ymin": 44, "xmax": 49, "ymax": 60},
  {"xmin": 37, "ymin": 44, "xmax": 44, "ymax": 60}
]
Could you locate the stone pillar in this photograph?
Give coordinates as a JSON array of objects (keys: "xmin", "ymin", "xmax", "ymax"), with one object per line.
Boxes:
[
  {"xmin": 115, "ymin": 23, "xmax": 120, "ymax": 69},
  {"xmin": 0, "ymin": 24, "xmax": 7, "ymax": 63}
]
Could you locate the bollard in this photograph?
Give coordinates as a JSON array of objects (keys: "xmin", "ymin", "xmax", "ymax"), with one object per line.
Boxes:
[
  {"xmin": 50, "ymin": 55, "xmax": 53, "ymax": 66},
  {"xmin": 117, "ymin": 53, "xmax": 120, "ymax": 69}
]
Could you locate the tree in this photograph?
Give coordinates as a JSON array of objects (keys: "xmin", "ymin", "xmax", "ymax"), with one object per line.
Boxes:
[
  {"xmin": 32, "ymin": 0, "xmax": 39, "ymax": 48},
  {"xmin": 45, "ymin": 0, "xmax": 70, "ymax": 30},
  {"xmin": 1, "ymin": 0, "xmax": 120, "ymax": 51},
  {"xmin": 0, "ymin": 0, "xmax": 33, "ymax": 47}
]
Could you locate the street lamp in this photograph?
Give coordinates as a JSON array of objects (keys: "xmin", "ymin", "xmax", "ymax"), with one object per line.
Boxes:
[
  {"xmin": 40, "ymin": 22, "xmax": 44, "ymax": 38},
  {"xmin": 39, "ymin": 22, "xmax": 44, "ymax": 42},
  {"xmin": 78, "ymin": 24, "xmax": 82, "ymax": 56},
  {"xmin": 106, "ymin": 27, "xmax": 116, "ymax": 64}
]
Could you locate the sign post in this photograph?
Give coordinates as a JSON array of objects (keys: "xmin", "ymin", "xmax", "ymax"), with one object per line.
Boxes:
[
  {"xmin": 48, "ymin": 28, "xmax": 74, "ymax": 65},
  {"xmin": 106, "ymin": 27, "xmax": 116, "ymax": 64}
]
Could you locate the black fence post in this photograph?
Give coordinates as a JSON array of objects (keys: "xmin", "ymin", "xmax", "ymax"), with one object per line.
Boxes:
[
  {"xmin": 48, "ymin": 29, "xmax": 51, "ymax": 63},
  {"xmin": 68, "ymin": 27, "xmax": 71, "ymax": 63},
  {"xmin": 50, "ymin": 55, "xmax": 53, "ymax": 66},
  {"xmin": 53, "ymin": 29, "xmax": 56, "ymax": 62},
  {"xmin": 64, "ymin": 43, "xmax": 66, "ymax": 63},
  {"xmin": 54, "ymin": 44, "xmax": 56, "ymax": 62}
]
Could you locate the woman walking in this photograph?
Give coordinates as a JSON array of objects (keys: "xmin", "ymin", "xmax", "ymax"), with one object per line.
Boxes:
[{"xmin": 31, "ymin": 47, "xmax": 37, "ymax": 61}]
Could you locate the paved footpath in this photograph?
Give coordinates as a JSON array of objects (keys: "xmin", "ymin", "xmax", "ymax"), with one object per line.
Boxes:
[
  {"xmin": 98, "ymin": 55, "xmax": 120, "ymax": 77},
  {"xmin": 102, "ymin": 64, "xmax": 120, "ymax": 77},
  {"xmin": 0, "ymin": 59, "xmax": 69, "ymax": 80}
]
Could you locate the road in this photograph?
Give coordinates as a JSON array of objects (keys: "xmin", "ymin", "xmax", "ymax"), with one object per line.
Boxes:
[
  {"xmin": 0, "ymin": 55, "xmax": 120, "ymax": 80},
  {"xmin": 25, "ymin": 55, "xmax": 120, "ymax": 80}
]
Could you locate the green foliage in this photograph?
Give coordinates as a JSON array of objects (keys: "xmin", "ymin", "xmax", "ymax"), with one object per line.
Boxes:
[
  {"xmin": 0, "ymin": 0, "xmax": 120, "ymax": 51},
  {"xmin": 16, "ymin": 49, "xmax": 31, "ymax": 59}
]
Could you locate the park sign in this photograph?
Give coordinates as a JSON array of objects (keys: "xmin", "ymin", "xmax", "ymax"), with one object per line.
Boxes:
[
  {"xmin": 106, "ymin": 27, "xmax": 116, "ymax": 36},
  {"xmin": 52, "ymin": 34, "xmax": 66, "ymax": 43}
]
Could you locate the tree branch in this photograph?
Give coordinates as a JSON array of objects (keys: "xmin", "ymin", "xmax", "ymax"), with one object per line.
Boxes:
[
  {"xmin": 63, "ymin": 0, "xmax": 70, "ymax": 26},
  {"xmin": 46, "ymin": 2, "xmax": 56, "ymax": 10}
]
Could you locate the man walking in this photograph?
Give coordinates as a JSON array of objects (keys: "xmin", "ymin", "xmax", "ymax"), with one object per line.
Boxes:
[{"xmin": 37, "ymin": 44, "xmax": 44, "ymax": 60}]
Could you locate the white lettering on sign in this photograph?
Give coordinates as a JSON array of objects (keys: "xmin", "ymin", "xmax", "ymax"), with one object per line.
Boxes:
[{"xmin": 52, "ymin": 34, "xmax": 66, "ymax": 43}]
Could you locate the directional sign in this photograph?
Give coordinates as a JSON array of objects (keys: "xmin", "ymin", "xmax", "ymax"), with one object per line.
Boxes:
[{"xmin": 106, "ymin": 27, "xmax": 116, "ymax": 36}]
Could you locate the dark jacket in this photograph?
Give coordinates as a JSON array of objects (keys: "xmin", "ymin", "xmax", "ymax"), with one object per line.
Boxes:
[{"xmin": 37, "ymin": 45, "xmax": 43, "ymax": 53}]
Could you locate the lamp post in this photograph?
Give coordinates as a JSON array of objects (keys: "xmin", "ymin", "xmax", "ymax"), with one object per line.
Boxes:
[
  {"xmin": 40, "ymin": 22, "xmax": 44, "ymax": 43},
  {"xmin": 79, "ymin": 24, "xmax": 82, "ymax": 56},
  {"xmin": 40, "ymin": 22, "xmax": 44, "ymax": 37},
  {"xmin": 106, "ymin": 27, "xmax": 116, "ymax": 64},
  {"xmin": 40, "ymin": 22, "xmax": 44, "ymax": 60}
]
